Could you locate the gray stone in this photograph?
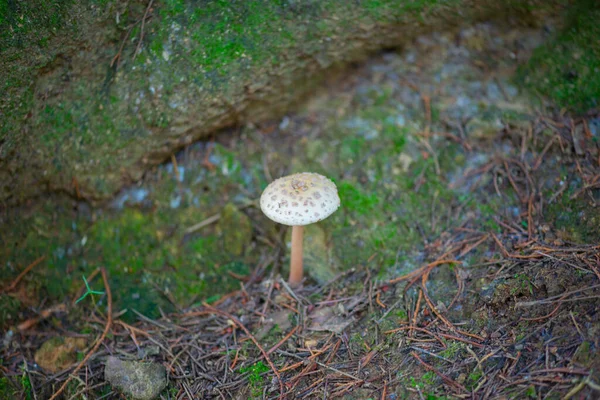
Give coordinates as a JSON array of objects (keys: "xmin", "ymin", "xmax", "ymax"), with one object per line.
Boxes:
[{"xmin": 105, "ymin": 356, "xmax": 167, "ymax": 400}]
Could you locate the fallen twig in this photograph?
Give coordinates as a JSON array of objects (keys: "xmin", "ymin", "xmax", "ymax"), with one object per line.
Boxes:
[
  {"xmin": 4, "ymin": 256, "xmax": 46, "ymax": 292},
  {"xmin": 411, "ymin": 351, "xmax": 466, "ymax": 393},
  {"xmin": 17, "ymin": 303, "xmax": 67, "ymax": 331}
]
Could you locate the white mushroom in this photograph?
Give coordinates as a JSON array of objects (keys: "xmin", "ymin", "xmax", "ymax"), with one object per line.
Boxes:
[{"xmin": 260, "ymin": 172, "xmax": 340, "ymax": 286}]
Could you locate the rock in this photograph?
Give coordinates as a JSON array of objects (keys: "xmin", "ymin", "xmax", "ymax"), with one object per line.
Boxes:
[
  {"xmin": 304, "ymin": 225, "xmax": 337, "ymax": 284},
  {"xmin": 1, "ymin": 0, "xmax": 561, "ymax": 207},
  {"xmin": 34, "ymin": 337, "xmax": 87, "ymax": 373},
  {"xmin": 104, "ymin": 356, "xmax": 167, "ymax": 400},
  {"xmin": 285, "ymin": 224, "xmax": 337, "ymax": 284},
  {"xmin": 217, "ymin": 203, "xmax": 252, "ymax": 256}
]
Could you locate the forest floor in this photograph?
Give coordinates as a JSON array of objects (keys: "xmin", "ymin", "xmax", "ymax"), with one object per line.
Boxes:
[{"xmin": 1, "ymin": 20, "xmax": 600, "ymax": 399}]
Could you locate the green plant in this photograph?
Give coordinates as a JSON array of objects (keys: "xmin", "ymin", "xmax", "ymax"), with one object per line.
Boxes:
[
  {"xmin": 512, "ymin": 273, "xmax": 533, "ymax": 295},
  {"xmin": 75, "ymin": 275, "xmax": 105, "ymax": 304},
  {"xmin": 20, "ymin": 364, "xmax": 33, "ymax": 400},
  {"xmin": 240, "ymin": 361, "xmax": 270, "ymax": 398}
]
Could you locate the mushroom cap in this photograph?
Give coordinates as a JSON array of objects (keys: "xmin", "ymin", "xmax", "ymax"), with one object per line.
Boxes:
[{"xmin": 260, "ymin": 172, "xmax": 340, "ymax": 226}]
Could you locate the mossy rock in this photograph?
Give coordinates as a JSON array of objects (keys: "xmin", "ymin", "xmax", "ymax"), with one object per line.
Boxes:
[
  {"xmin": 0, "ymin": 0, "xmax": 566, "ymax": 205},
  {"xmin": 104, "ymin": 356, "xmax": 167, "ymax": 400}
]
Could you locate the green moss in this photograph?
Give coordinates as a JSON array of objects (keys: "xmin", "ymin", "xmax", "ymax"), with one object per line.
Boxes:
[
  {"xmin": 337, "ymin": 181, "xmax": 379, "ymax": 215},
  {"xmin": 511, "ymin": 273, "xmax": 533, "ymax": 295},
  {"xmin": 0, "ymin": 0, "xmax": 74, "ymax": 48},
  {"xmin": 156, "ymin": 0, "xmax": 296, "ymax": 73},
  {"xmin": 0, "ymin": 200, "xmax": 251, "ymax": 321},
  {"xmin": 410, "ymin": 371, "xmax": 438, "ymax": 390},
  {"xmin": 421, "ymin": 371, "xmax": 437, "ymax": 385},
  {"xmin": 39, "ymin": 104, "xmax": 77, "ymax": 145},
  {"xmin": 525, "ymin": 385, "xmax": 537, "ymax": 398},
  {"xmin": 0, "ymin": 0, "xmax": 565, "ymax": 205},
  {"xmin": 0, "ymin": 377, "xmax": 16, "ymax": 399},
  {"xmin": 0, "ymin": 295, "xmax": 21, "ymax": 330},
  {"xmin": 545, "ymin": 192, "xmax": 600, "ymax": 243},
  {"xmin": 89, "ymin": 210, "xmax": 161, "ymax": 275},
  {"xmin": 239, "ymin": 361, "xmax": 270, "ymax": 399},
  {"xmin": 439, "ymin": 342, "xmax": 464, "ymax": 359},
  {"xmin": 572, "ymin": 341, "xmax": 593, "ymax": 366},
  {"xmin": 519, "ymin": 0, "xmax": 600, "ymax": 112},
  {"xmin": 395, "ymin": 309, "xmax": 408, "ymax": 321},
  {"xmin": 20, "ymin": 372, "xmax": 33, "ymax": 400},
  {"xmin": 339, "ymin": 136, "xmax": 368, "ymax": 164},
  {"xmin": 467, "ymin": 369, "xmax": 483, "ymax": 390},
  {"xmin": 0, "ymin": 0, "xmax": 77, "ymax": 161}
]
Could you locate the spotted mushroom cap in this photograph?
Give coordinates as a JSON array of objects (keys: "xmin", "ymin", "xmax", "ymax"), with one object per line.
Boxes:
[{"xmin": 260, "ymin": 172, "xmax": 340, "ymax": 226}]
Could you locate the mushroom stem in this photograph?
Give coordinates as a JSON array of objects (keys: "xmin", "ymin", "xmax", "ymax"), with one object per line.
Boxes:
[{"xmin": 289, "ymin": 225, "xmax": 304, "ymax": 286}]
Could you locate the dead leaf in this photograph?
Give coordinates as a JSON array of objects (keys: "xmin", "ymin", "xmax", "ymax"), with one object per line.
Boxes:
[
  {"xmin": 255, "ymin": 310, "xmax": 292, "ymax": 340},
  {"xmin": 308, "ymin": 306, "xmax": 353, "ymax": 334}
]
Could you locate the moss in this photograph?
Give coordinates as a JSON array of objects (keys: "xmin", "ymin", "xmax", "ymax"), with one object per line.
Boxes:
[
  {"xmin": 0, "ymin": 0, "xmax": 77, "ymax": 162},
  {"xmin": 545, "ymin": 192, "xmax": 600, "ymax": 243},
  {"xmin": 0, "ymin": 295, "xmax": 21, "ymax": 330},
  {"xmin": 20, "ymin": 373, "xmax": 33, "ymax": 400},
  {"xmin": 421, "ymin": 371, "xmax": 437, "ymax": 385},
  {"xmin": 1, "ymin": 0, "xmax": 563, "ymax": 204},
  {"xmin": 395, "ymin": 309, "xmax": 408, "ymax": 321},
  {"xmin": 0, "ymin": 201, "xmax": 86, "ymax": 302},
  {"xmin": 0, "ymin": 377, "xmax": 17, "ymax": 399},
  {"xmin": 410, "ymin": 371, "xmax": 439, "ymax": 391},
  {"xmin": 83, "ymin": 208, "xmax": 251, "ymax": 317},
  {"xmin": 337, "ymin": 181, "xmax": 379, "ymax": 216},
  {"xmin": 511, "ymin": 273, "xmax": 534, "ymax": 296},
  {"xmin": 519, "ymin": 0, "xmax": 600, "ymax": 112},
  {"xmin": 467, "ymin": 369, "xmax": 483, "ymax": 390},
  {"xmin": 239, "ymin": 361, "xmax": 270, "ymax": 399},
  {"xmin": 572, "ymin": 341, "xmax": 593, "ymax": 367},
  {"xmin": 0, "ymin": 0, "xmax": 74, "ymax": 48},
  {"xmin": 439, "ymin": 342, "xmax": 464, "ymax": 359},
  {"xmin": 525, "ymin": 385, "xmax": 537, "ymax": 398},
  {"xmin": 0, "ymin": 199, "xmax": 251, "ymax": 322}
]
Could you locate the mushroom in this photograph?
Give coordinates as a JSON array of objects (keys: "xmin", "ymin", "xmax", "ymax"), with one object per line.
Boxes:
[{"xmin": 260, "ymin": 172, "xmax": 340, "ymax": 286}]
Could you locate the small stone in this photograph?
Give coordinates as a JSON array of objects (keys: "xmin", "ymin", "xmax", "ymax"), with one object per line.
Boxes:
[{"xmin": 105, "ymin": 356, "xmax": 167, "ymax": 400}]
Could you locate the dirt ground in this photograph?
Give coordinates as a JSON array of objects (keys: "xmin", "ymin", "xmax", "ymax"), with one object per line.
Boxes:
[{"xmin": 1, "ymin": 21, "xmax": 600, "ymax": 400}]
